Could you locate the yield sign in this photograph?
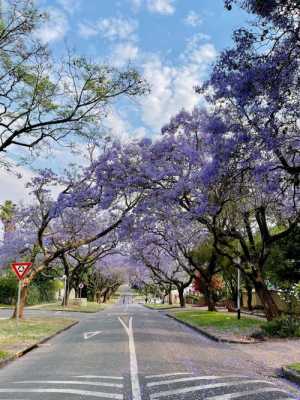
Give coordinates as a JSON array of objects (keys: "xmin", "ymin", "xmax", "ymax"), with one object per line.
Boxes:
[
  {"xmin": 83, "ymin": 331, "xmax": 102, "ymax": 340},
  {"xmin": 11, "ymin": 262, "xmax": 32, "ymax": 280}
]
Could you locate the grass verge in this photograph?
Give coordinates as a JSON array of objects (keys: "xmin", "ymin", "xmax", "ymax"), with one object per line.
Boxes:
[
  {"xmin": 288, "ymin": 363, "xmax": 300, "ymax": 373},
  {"xmin": 0, "ymin": 350, "xmax": 10, "ymax": 360},
  {"xmin": 0, "ymin": 317, "xmax": 77, "ymax": 361},
  {"xmin": 35, "ymin": 302, "xmax": 104, "ymax": 313},
  {"xmin": 172, "ymin": 310, "xmax": 262, "ymax": 339}
]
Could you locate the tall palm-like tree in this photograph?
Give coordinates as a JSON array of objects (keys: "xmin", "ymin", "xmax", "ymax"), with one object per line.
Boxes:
[{"xmin": 0, "ymin": 200, "xmax": 16, "ymax": 240}]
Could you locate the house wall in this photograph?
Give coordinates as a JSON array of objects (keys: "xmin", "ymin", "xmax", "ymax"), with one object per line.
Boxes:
[{"xmin": 242, "ymin": 290, "xmax": 300, "ymax": 313}]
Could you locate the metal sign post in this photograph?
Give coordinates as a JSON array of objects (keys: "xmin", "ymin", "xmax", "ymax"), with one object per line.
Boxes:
[
  {"xmin": 79, "ymin": 283, "xmax": 84, "ymax": 299},
  {"xmin": 237, "ymin": 268, "xmax": 241, "ymax": 320},
  {"xmin": 11, "ymin": 262, "xmax": 32, "ymax": 334},
  {"xmin": 16, "ymin": 280, "xmax": 22, "ymax": 335}
]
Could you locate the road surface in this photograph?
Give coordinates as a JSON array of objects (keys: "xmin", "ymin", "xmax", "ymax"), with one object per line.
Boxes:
[{"xmin": 0, "ymin": 285, "xmax": 299, "ymax": 400}]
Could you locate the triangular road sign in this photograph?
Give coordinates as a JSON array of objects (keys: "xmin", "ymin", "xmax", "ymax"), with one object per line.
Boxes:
[
  {"xmin": 83, "ymin": 331, "xmax": 102, "ymax": 340},
  {"xmin": 11, "ymin": 262, "xmax": 32, "ymax": 280}
]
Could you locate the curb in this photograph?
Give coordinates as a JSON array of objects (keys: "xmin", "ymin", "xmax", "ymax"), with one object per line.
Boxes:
[
  {"xmin": 282, "ymin": 367, "xmax": 300, "ymax": 386},
  {"xmin": 0, "ymin": 320, "xmax": 79, "ymax": 370},
  {"xmin": 166, "ymin": 313, "xmax": 261, "ymax": 344},
  {"xmin": 29, "ymin": 308, "xmax": 103, "ymax": 313},
  {"xmin": 143, "ymin": 305, "xmax": 182, "ymax": 311}
]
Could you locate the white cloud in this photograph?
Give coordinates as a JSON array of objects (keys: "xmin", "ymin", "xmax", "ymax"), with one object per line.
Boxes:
[
  {"xmin": 78, "ymin": 22, "xmax": 98, "ymax": 38},
  {"xmin": 102, "ymin": 107, "xmax": 149, "ymax": 143},
  {"xmin": 35, "ymin": 8, "xmax": 69, "ymax": 44},
  {"xmin": 0, "ymin": 166, "xmax": 34, "ymax": 204},
  {"xmin": 78, "ymin": 17, "xmax": 138, "ymax": 42},
  {"xmin": 129, "ymin": 0, "xmax": 142, "ymax": 12},
  {"xmin": 99, "ymin": 17, "xmax": 137, "ymax": 42},
  {"xmin": 103, "ymin": 109, "xmax": 130, "ymax": 141},
  {"xmin": 184, "ymin": 10, "xmax": 203, "ymax": 27},
  {"xmin": 139, "ymin": 41, "xmax": 217, "ymax": 131},
  {"xmin": 57, "ymin": 0, "xmax": 81, "ymax": 14},
  {"xmin": 111, "ymin": 42, "xmax": 139, "ymax": 67},
  {"xmin": 147, "ymin": 0, "xmax": 175, "ymax": 15}
]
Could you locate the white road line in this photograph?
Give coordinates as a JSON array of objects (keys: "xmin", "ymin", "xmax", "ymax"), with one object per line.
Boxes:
[
  {"xmin": 147, "ymin": 375, "xmax": 245, "ymax": 387},
  {"xmin": 106, "ymin": 313, "xmax": 128, "ymax": 316},
  {"xmin": 15, "ymin": 380, "xmax": 123, "ymax": 388},
  {"xmin": 149, "ymin": 379, "xmax": 274, "ymax": 399},
  {"xmin": 146, "ymin": 373, "xmax": 192, "ymax": 379},
  {"xmin": 75, "ymin": 376, "xmax": 124, "ymax": 380},
  {"xmin": 205, "ymin": 387, "xmax": 293, "ymax": 399},
  {"xmin": 0, "ymin": 389, "xmax": 123, "ymax": 399},
  {"xmin": 119, "ymin": 316, "xmax": 141, "ymax": 400},
  {"xmin": 84, "ymin": 331, "xmax": 102, "ymax": 340}
]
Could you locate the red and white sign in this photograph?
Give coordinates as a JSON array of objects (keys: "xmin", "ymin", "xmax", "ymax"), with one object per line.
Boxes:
[
  {"xmin": 11, "ymin": 262, "xmax": 32, "ymax": 280},
  {"xmin": 79, "ymin": 283, "xmax": 84, "ymax": 289}
]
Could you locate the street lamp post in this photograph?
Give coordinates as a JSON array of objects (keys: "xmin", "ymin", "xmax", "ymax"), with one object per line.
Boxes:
[
  {"xmin": 237, "ymin": 267, "xmax": 241, "ymax": 320},
  {"xmin": 62, "ymin": 275, "xmax": 67, "ymax": 306},
  {"xmin": 234, "ymin": 255, "xmax": 241, "ymax": 320}
]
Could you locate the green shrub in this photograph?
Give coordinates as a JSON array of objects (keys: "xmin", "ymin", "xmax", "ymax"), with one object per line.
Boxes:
[
  {"xmin": 26, "ymin": 284, "xmax": 42, "ymax": 305},
  {"xmin": 186, "ymin": 294, "xmax": 201, "ymax": 304},
  {"xmin": 0, "ymin": 272, "xmax": 17, "ymax": 304},
  {"xmin": 261, "ymin": 316, "xmax": 300, "ymax": 337},
  {"xmin": 0, "ymin": 271, "xmax": 60, "ymax": 306},
  {"xmin": 35, "ymin": 280, "xmax": 60, "ymax": 303}
]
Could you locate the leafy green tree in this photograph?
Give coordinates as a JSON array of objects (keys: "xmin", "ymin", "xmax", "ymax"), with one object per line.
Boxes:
[
  {"xmin": 265, "ymin": 227, "xmax": 300, "ymax": 316},
  {"xmin": 0, "ymin": 1, "xmax": 148, "ymax": 168}
]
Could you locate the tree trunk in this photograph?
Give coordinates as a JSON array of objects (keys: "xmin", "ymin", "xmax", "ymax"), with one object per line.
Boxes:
[
  {"xmin": 61, "ymin": 278, "xmax": 70, "ymax": 307},
  {"xmin": 203, "ymin": 286, "xmax": 217, "ymax": 311},
  {"xmin": 177, "ymin": 287, "xmax": 186, "ymax": 308},
  {"xmin": 96, "ymin": 291, "xmax": 101, "ymax": 303},
  {"xmin": 168, "ymin": 291, "xmax": 173, "ymax": 305},
  {"xmin": 12, "ymin": 285, "xmax": 28, "ymax": 319},
  {"xmin": 106, "ymin": 288, "xmax": 112, "ymax": 302},
  {"xmin": 102, "ymin": 288, "xmax": 109, "ymax": 303},
  {"xmin": 253, "ymin": 279, "xmax": 280, "ymax": 321},
  {"xmin": 246, "ymin": 285, "xmax": 253, "ymax": 311}
]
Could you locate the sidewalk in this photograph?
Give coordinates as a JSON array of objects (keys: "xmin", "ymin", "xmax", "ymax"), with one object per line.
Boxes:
[{"xmin": 236, "ymin": 338, "xmax": 300, "ymax": 374}]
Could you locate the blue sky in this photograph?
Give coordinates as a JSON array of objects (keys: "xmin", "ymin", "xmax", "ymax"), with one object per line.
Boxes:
[
  {"xmin": 1, "ymin": 0, "xmax": 251, "ymax": 202},
  {"xmin": 36, "ymin": 0, "xmax": 249, "ymax": 138}
]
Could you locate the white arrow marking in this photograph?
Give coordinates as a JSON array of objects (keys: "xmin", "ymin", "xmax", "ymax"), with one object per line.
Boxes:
[{"xmin": 84, "ymin": 331, "xmax": 102, "ymax": 340}]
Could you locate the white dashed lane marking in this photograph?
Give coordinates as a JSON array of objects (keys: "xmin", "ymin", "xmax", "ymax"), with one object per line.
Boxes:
[
  {"xmin": 75, "ymin": 375, "xmax": 124, "ymax": 380},
  {"xmin": 15, "ymin": 380, "xmax": 123, "ymax": 388},
  {"xmin": 205, "ymin": 387, "xmax": 295, "ymax": 399},
  {"xmin": 0, "ymin": 375, "xmax": 125, "ymax": 399},
  {"xmin": 145, "ymin": 372, "xmax": 192, "ymax": 379},
  {"xmin": 0, "ymin": 388, "xmax": 123, "ymax": 399},
  {"xmin": 146, "ymin": 374, "xmax": 295, "ymax": 400},
  {"xmin": 147, "ymin": 375, "xmax": 246, "ymax": 387}
]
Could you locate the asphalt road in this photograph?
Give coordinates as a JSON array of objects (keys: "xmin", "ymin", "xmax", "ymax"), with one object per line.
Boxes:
[{"xmin": 0, "ymin": 285, "xmax": 299, "ymax": 400}]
